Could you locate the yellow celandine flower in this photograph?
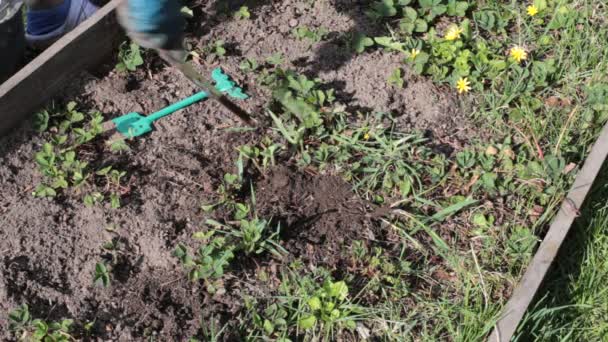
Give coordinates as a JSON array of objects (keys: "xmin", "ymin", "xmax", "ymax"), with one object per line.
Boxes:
[
  {"xmin": 410, "ymin": 48, "xmax": 420, "ymax": 60},
  {"xmin": 510, "ymin": 46, "xmax": 528, "ymax": 63},
  {"xmin": 363, "ymin": 132, "xmax": 371, "ymax": 140},
  {"xmin": 456, "ymin": 77, "xmax": 471, "ymax": 94},
  {"xmin": 527, "ymin": 5, "xmax": 539, "ymax": 16},
  {"xmin": 444, "ymin": 25, "xmax": 463, "ymax": 41}
]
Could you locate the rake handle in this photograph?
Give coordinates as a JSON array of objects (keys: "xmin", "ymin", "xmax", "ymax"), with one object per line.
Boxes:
[
  {"xmin": 145, "ymin": 91, "xmax": 209, "ymax": 123},
  {"xmin": 169, "ymin": 60, "xmax": 255, "ymax": 125}
]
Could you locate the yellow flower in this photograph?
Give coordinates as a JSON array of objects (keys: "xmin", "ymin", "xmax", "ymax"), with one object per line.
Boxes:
[
  {"xmin": 410, "ymin": 48, "xmax": 420, "ymax": 60},
  {"xmin": 444, "ymin": 25, "xmax": 464, "ymax": 41},
  {"xmin": 509, "ymin": 46, "xmax": 528, "ymax": 63},
  {"xmin": 363, "ymin": 132, "xmax": 371, "ymax": 140},
  {"xmin": 456, "ymin": 77, "xmax": 471, "ymax": 94},
  {"xmin": 527, "ymin": 5, "xmax": 539, "ymax": 16}
]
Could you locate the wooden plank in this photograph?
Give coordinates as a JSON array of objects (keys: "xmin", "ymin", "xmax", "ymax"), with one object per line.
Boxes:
[
  {"xmin": 489, "ymin": 122, "xmax": 608, "ymax": 341},
  {"xmin": 0, "ymin": 0, "xmax": 122, "ymax": 135}
]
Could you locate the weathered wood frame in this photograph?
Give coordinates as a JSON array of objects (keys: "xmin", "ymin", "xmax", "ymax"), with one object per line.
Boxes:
[
  {"xmin": 489, "ymin": 124, "xmax": 608, "ymax": 341},
  {"xmin": 0, "ymin": 0, "xmax": 122, "ymax": 135},
  {"xmin": 2, "ymin": 1, "xmax": 608, "ymax": 340}
]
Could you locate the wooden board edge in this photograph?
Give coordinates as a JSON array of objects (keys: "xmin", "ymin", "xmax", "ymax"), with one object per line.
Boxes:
[
  {"xmin": 0, "ymin": 0, "xmax": 123, "ymax": 135},
  {"xmin": 488, "ymin": 122, "xmax": 608, "ymax": 341}
]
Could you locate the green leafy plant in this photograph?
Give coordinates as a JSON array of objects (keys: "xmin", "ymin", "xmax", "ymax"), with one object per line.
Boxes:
[
  {"xmin": 94, "ymin": 166, "xmax": 127, "ymax": 209},
  {"xmin": 297, "ymin": 280, "xmax": 354, "ymax": 330},
  {"xmin": 268, "ymin": 70, "xmax": 339, "ymax": 151},
  {"xmin": 292, "ymin": 26, "xmax": 328, "ymax": 43},
  {"xmin": 211, "ymin": 40, "xmax": 227, "ymax": 57},
  {"xmin": 366, "ymin": 0, "xmax": 398, "ymax": 20},
  {"xmin": 388, "ymin": 68, "xmax": 405, "ymax": 88},
  {"xmin": 352, "ymin": 33, "xmax": 375, "ymax": 53},
  {"xmin": 32, "ymin": 102, "xmax": 127, "ymax": 208},
  {"xmin": 174, "ymin": 235, "xmax": 235, "ymax": 286},
  {"xmin": 238, "ymin": 137, "xmax": 282, "ymax": 172},
  {"xmin": 234, "ymin": 6, "xmax": 251, "ymax": 20},
  {"xmin": 239, "ymin": 57, "xmax": 259, "ymax": 73},
  {"xmin": 116, "ymin": 41, "xmax": 144, "ymax": 72},
  {"xmin": 244, "ymin": 298, "xmax": 292, "ymax": 341},
  {"xmin": 9, "ymin": 304, "xmax": 74, "ymax": 342},
  {"xmin": 93, "ymin": 262, "xmax": 111, "ymax": 287}
]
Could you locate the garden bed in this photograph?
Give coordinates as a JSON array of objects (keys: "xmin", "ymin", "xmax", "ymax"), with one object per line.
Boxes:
[{"xmin": 1, "ymin": 0, "xmax": 607, "ymax": 341}]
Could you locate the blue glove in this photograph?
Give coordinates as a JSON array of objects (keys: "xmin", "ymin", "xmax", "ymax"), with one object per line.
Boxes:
[{"xmin": 118, "ymin": 0, "xmax": 185, "ymax": 60}]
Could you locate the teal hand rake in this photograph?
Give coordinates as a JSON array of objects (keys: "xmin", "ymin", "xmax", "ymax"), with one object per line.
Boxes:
[{"xmin": 102, "ymin": 68, "xmax": 249, "ymax": 139}]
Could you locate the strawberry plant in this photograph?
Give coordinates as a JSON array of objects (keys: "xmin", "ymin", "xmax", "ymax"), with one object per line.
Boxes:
[
  {"xmin": 9, "ymin": 304, "xmax": 74, "ymax": 342},
  {"xmin": 93, "ymin": 262, "xmax": 111, "ymax": 287},
  {"xmin": 292, "ymin": 26, "xmax": 328, "ymax": 43},
  {"xmin": 116, "ymin": 41, "xmax": 144, "ymax": 72}
]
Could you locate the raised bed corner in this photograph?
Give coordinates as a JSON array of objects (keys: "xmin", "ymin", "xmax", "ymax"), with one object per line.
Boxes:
[{"xmin": 0, "ymin": 0, "xmax": 121, "ymax": 135}]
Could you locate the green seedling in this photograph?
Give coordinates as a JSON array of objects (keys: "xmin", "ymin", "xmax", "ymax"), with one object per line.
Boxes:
[
  {"xmin": 94, "ymin": 262, "xmax": 111, "ymax": 287},
  {"xmin": 266, "ymin": 53, "xmax": 285, "ymax": 66},
  {"xmin": 116, "ymin": 41, "xmax": 144, "ymax": 72},
  {"xmin": 96, "ymin": 166, "xmax": 126, "ymax": 209},
  {"xmin": 292, "ymin": 26, "xmax": 328, "ymax": 43},
  {"xmin": 244, "ymin": 298, "xmax": 291, "ymax": 340},
  {"xmin": 207, "ymin": 217, "xmax": 285, "ymax": 257},
  {"xmin": 211, "ymin": 40, "xmax": 226, "ymax": 57},
  {"xmin": 239, "ymin": 58, "xmax": 259, "ymax": 73},
  {"xmin": 9, "ymin": 304, "xmax": 74, "ymax": 342},
  {"xmin": 174, "ymin": 235, "xmax": 235, "ymax": 288},
  {"xmin": 33, "ymin": 103, "xmax": 117, "ymax": 204},
  {"xmin": 206, "ymin": 183, "xmax": 287, "ymax": 257},
  {"xmin": 365, "ymin": 0, "xmax": 398, "ymax": 20},
  {"xmin": 352, "ymin": 33, "xmax": 374, "ymax": 53},
  {"xmin": 238, "ymin": 138, "xmax": 282, "ymax": 172},
  {"xmin": 296, "ymin": 279, "xmax": 358, "ymax": 335},
  {"xmin": 388, "ymin": 68, "xmax": 405, "ymax": 88},
  {"xmin": 234, "ymin": 6, "xmax": 251, "ymax": 20},
  {"xmin": 269, "ymin": 70, "xmax": 337, "ymax": 150}
]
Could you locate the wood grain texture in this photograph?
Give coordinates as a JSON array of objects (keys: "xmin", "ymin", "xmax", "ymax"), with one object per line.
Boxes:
[{"xmin": 0, "ymin": 0, "xmax": 122, "ymax": 135}]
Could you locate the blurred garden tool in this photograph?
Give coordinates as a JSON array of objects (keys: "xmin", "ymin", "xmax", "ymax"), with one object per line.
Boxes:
[
  {"xmin": 165, "ymin": 56, "xmax": 256, "ymax": 125},
  {"xmin": 102, "ymin": 68, "xmax": 248, "ymax": 140}
]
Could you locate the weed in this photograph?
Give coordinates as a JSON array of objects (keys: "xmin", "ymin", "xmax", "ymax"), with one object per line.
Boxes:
[
  {"xmin": 94, "ymin": 166, "xmax": 127, "ymax": 209},
  {"xmin": 243, "ymin": 299, "xmax": 291, "ymax": 340},
  {"xmin": 174, "ymin": 234, "xmax": 235, "ymax": 292},
  {"xmin": 238, "ymin": 137, "xmax": 282, "ymax": 172}
]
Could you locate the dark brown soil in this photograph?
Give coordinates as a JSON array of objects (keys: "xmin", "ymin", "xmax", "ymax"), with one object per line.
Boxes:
[
  {"xmin": 0, "ymin": 0, "xmax": 470, "ymax": 340},
  {"xmin": 255, "ymin": 167, "xmax": 382, "ymax": 266}
]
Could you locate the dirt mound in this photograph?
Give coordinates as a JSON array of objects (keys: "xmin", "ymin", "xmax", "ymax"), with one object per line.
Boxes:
[{"xmin": 256, "ymin": 167, "xmax": 379, "ymax": 266}]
